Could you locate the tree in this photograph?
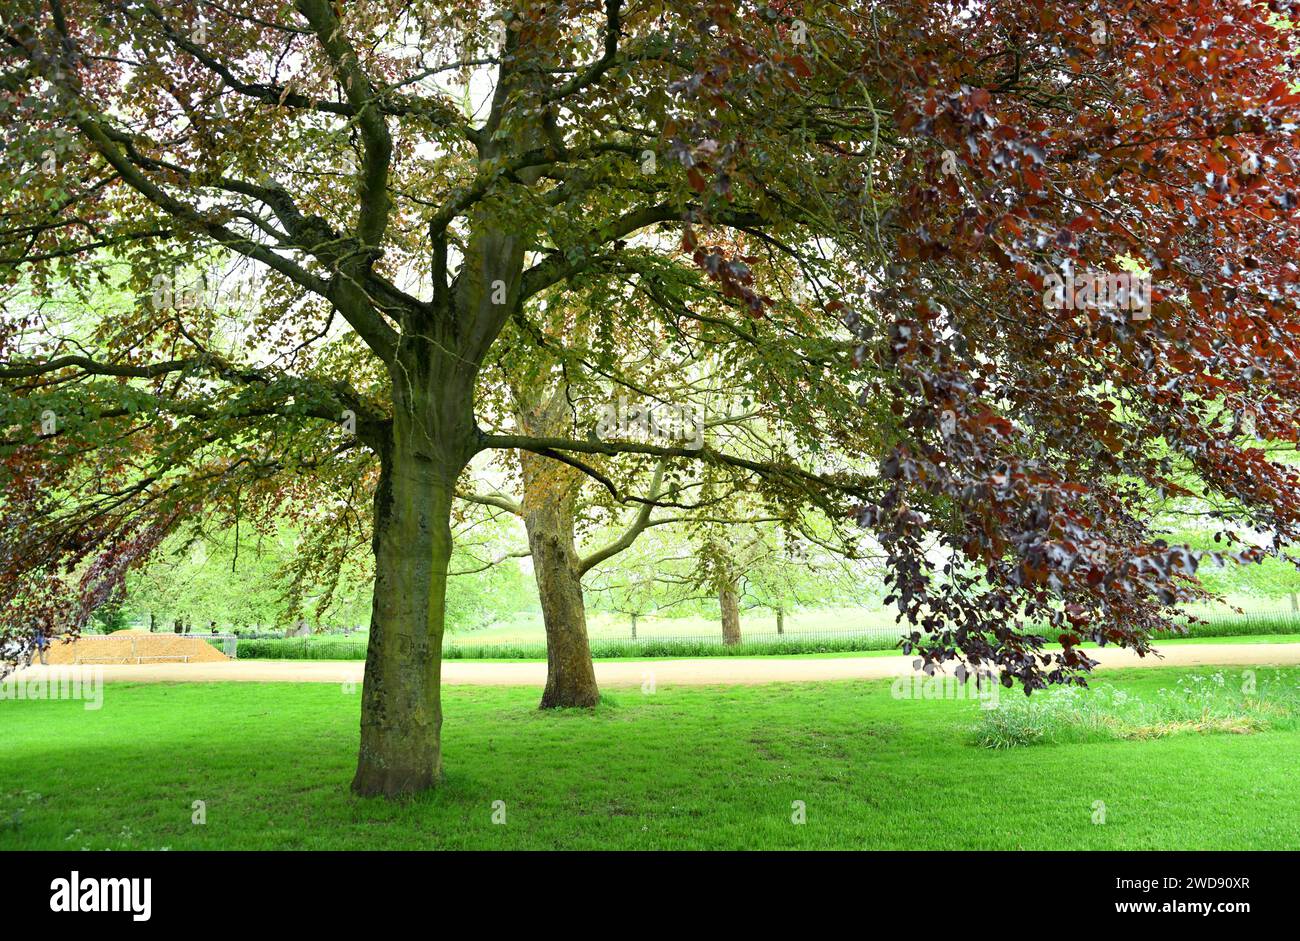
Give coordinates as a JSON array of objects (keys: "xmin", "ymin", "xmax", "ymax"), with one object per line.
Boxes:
[
  {"xmin": 5, "ymin": 1, "xmax": 1297, "ymax": 799},
  {"xmin": 583, "ymin": 524, "xmax": 698, "ymax": 634},
  {"xmin": 467, "ymin": 292, "xmax": 819, "ymax": 702},
  {"xmin": 443, "ymin": 511, "xmax": 537, "ymax": 634},
  {"xmin": 849, "ymin": 1, "xmax": 1300, "ymax": 690},
  {"xmin": 704, "ymin": 516, "xmax": 881, "ymax": 635},
  {"xmin": 465, "ymin": 308, "xmax": 679, "ymax": 708},
  {"xmin": 0, "ymin": 1, "xmax": 875, "ymax": 796}
]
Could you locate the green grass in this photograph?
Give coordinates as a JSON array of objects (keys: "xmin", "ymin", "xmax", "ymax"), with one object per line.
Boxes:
[
  {"xmin": 1149, "ymin": 633, "xmax": 1300, "ymax": 646},
  {"xmin": 228, "ymin": 631, "xmax": 1300, "ymax": 664},
  {"xmin": 3, "ymin": 665, "xmax": 1299, "ymax": 850},
  {"xmin": 355, "ymin": 634, "xmax": 1300, "ymax": 665},
  {"xmin": 974, "ymin": 668, "xmax": 1300, "ymax": 748},
  {"xmin": 462, "ymin": 598, "xmax": 1300, "ymax": 646},
  {"xmin": 455, "ymin": 607, "xmax": 907, "ymax": 645}
]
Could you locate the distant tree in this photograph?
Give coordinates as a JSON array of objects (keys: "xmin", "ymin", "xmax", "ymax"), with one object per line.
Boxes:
[
  {"xmin": 726, "ymin": 523, "xmax": 883, "ymax": 634},
  {"xmin": 584, "ymin": 525, "xmax": 706, "ymax": 631},
  {"xmin": 89, "ymin": 597, "xmax": 129, "ymax": 633},
  {"xmin": 468, "ymin": 318, "xmax": 824, "ymax": 701}
]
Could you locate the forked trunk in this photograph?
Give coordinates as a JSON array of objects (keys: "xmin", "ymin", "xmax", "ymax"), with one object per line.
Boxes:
[
  {"xmin": 720, "ymin": 581, "xmax": 742, "ymax": 645},
  {"xmin": 523, "ymin": 476, "xmax": 600, "ymax": 709}
]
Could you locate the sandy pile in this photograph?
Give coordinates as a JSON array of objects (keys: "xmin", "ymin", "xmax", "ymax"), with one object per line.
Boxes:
[{"xmin": 45, "ymin": 631, "xmax": 230, "ymax": 665}]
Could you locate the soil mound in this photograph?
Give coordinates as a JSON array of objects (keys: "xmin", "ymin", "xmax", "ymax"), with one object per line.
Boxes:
[{"xmin": 45, "ymin": 633, "xmax": 230, "ymax": 665}]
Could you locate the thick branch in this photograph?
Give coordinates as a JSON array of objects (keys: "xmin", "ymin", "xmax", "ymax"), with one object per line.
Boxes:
[
  {"xmin": 295, "ymin": 0, "xmax": 393, "ymax": 252},
  {"xmin": 543, "ymin": 0, "xmax": 623, "ymax": 102},
  {"xmin": 480, "ymin": 433, "xmax": 873, "ymax": 503},
  {"xmin": 456, "ymin": 491, "xmax": 523, "ymax": 515}
]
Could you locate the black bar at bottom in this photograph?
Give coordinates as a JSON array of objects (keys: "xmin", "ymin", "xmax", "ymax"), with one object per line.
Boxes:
[{"xmin": 0, "ymin": 850, "xmax": 1289, "ymax": 927}]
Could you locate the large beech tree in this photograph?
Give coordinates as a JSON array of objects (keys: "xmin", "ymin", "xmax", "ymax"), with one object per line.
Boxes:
[
  {"xmin": 3, "ymin": 0, "xmax": 1300, "ymax": 798},
  {"xmin": 0, "ymin": 0, "xmax": 876, "ymax": 796}
]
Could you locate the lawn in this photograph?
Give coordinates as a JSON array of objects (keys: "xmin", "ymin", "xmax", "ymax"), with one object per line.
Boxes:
[{"xmin": 2, "ymin": 665, "xmax": 1298, "ymax": 850}]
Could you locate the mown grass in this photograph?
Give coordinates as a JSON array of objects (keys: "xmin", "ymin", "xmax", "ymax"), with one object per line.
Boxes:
[
  {"xmin": 2, "ymin": 665, "xmax": 1298, "ymax": 850},
  {"xmin": 447, "ymin": 599, "xmax": 1300, "ymax": 647}
]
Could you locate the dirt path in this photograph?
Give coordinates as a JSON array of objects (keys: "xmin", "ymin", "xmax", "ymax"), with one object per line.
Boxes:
[{"xmin": 10, "ymin": 642, "xmax": 1300, "ymax": 688}]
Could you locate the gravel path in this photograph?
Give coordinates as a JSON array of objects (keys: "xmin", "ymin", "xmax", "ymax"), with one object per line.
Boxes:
[{"xmin": 10, "ymin": 642, "xmax": 1300, "ymax": 687}]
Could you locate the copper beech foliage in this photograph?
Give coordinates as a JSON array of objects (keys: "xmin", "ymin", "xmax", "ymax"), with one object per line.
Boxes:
[
  {"xmin": 879, "ymin": 0, "xmax": 1300, "ymax": 691},
  {"xmin": 1, "ymin": 0, "xmax": 1298, "ymax": 696},
  {"xmin": 657, "ymin": 0, "xmax": 1300, "ymax": 690}
]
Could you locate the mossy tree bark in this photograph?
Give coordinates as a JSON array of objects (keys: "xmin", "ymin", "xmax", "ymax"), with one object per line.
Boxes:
[
  {"xmin": 720, "ymin": 578, "xmax": 742, "ymax": 645},
  {"xmin": 351, "ymin": 337, "xmax": 483, "ymax": 796},
  {"xmin": 523, "ymin": 485, "xmax": 601, "ymax": 709},
  {"xmin": 510, "ymin": 379, "xmax": 602, "ymax": 709},
  {"xmin": 352, "ymin": 443, "xmax": 455, "ymax": 796}
]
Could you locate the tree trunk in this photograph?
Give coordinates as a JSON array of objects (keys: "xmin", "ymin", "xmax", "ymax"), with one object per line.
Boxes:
[
  {"xmin": 513, "ymin": 369, "xmax": 601, "ymax": 709},
  {"xmin": 775, "ymin": 606, "xmax": 784, "ymax": 635},
  {"xmin": 630, "ymin": 613, "xmax": 637, "ymax": 639},
  {"xmin": 351, "ymin": 354, "xmax": 477, "ymax": 797},
  {"xmin": 351, "ymin": 129, "xmax": 536, "ymax": 789},
  {"xmin": 521, "ymin": 465, "xmax": 600, "ymax": 709},
  {"xmin": 720, "ymin": 581, "xmax": 742, "ymax": 645}
]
